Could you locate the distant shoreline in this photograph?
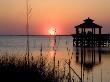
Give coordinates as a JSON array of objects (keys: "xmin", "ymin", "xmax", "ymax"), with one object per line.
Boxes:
[
  {"xmin": 0, "ymin": 35, "xmax": 71, "ymax": 36},
  {"xmin": 0, "ymin": 34, "xmax": 110, "ymax": 36}
]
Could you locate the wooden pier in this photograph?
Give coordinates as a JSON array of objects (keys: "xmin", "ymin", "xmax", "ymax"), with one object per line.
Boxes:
[
  {"xmin": 72, "ymin": 34, "xmax": 110, "ymax": 47},
  {"xmin": 72, "ymin": 18, "xmax": 110, "ymax": 47}
]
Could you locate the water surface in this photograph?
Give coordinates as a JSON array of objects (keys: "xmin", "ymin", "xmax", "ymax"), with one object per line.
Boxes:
[{"xmin": 0, "ymin": 35, "xmax": 110, "ymax": 82}]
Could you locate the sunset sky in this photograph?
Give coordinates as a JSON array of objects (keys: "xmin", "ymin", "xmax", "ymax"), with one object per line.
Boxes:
[{"xmin": 0, "ymin": 0, "xmax": 110, "ymax": 35}]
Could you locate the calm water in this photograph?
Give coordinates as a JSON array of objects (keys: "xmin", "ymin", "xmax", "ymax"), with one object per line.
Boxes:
[{"xmin": 0, "ymin": 35, "xmax": 110, "ymax": 82}]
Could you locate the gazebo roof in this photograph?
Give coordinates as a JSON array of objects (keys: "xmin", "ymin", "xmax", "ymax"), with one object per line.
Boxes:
[{"xmin": 75, "ymin": 18, "xmax": 102, "ymax": 28}]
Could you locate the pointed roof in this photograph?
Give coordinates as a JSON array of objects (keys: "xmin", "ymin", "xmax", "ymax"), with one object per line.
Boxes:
[{"xmin": 75, "ymin": 17, "xmax": 102, "ymax": 28}]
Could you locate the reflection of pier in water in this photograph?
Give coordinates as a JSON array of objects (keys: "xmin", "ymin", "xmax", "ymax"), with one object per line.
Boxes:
[
  {"xmin": 72, "ymin": 18, "xmax": 110, "ymax": 47},
  {"xmin": 75, "ymin": 47, "xmax": 100, "ymax": 82},
  {"xmin": 76, "ymin": 47, "xmax": 101, "ymax": 71},
  {"xmin": 75, "ymin": 47, "xmax": 110, "ymax": 82}
]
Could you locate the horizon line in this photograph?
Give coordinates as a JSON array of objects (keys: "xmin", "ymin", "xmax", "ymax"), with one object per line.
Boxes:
[{"xmin": 0, "ymin": 34, "xmax": 71, "ymax": 36}]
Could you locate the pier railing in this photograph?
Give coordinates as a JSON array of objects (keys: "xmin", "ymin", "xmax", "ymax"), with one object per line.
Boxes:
[{"xmin": 72, "ymin": 34, "xmax": 110, "ymax": 47}]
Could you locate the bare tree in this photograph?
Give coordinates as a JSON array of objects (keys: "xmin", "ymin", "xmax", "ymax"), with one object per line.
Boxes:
[{"xmin": 26, "ymin": 0, "xmax": 32, "ymax": 65}]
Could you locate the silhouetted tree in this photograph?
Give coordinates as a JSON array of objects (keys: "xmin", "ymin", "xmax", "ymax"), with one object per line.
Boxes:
[{"xmin": 26, "ymin": 0, "xmax": 32, "ymax": 65}]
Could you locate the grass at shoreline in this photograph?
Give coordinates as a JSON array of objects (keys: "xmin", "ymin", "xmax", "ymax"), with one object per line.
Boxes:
[
  {"xmin": 0, "ymin": 55, "xmax": 57, "ymax": 82},
  {"xmin": 0, "ymin": 53, "xmax": 82, "ymax": 82}
]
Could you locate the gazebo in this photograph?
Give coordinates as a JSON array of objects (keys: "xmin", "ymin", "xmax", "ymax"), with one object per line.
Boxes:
[
  {"xmin": 75, "ymin": 17, "xmax": 102, "ymax": 35},
  {"xmin": 74, "ymin": 18, "xmax": 103, "ymax": 47}
]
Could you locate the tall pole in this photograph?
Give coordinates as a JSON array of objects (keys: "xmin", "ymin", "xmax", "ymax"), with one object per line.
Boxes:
[
  {"xmin": 26, "ymin": 0, "xmax": 32, "ymax": 65},
  {"xmin": 81, "ymin": 47, "xmax": 83, "ymax": 82},
  {"xmin": 53, "ymin": 28, "xmax": 56, "ymax": 81}
]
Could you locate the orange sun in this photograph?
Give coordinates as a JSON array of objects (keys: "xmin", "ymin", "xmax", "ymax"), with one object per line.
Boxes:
[{"xmin": 48, "ymin": 27, "xmax": 56, "ymax": 35}]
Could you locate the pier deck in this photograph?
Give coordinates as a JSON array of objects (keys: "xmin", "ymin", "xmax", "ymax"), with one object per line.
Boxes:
[{"xmin": 72, "ymin": 34, "xmax": 110, "ymax": 47}]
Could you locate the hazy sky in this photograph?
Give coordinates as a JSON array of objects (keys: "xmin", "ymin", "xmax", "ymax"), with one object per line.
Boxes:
[{"xmin": 0, "ymin": 0, "xmax": 110, "ymax": 35}]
